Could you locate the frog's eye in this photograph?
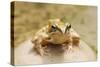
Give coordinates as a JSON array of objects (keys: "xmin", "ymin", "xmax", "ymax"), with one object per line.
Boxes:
[
  {"xmin": 51, "ymin": 25, "xmax": 57, "ymax": 32},
  {"xmin": 65, "ymin": 23, "xmax": 71, "ymax": 33},
  {"xmin": 49, "ymin": 24, "xmax": 62, "ymax": 33},
  {"xmin": 68, "ymin": 24, "xmax": 71, "ymax": 29}
]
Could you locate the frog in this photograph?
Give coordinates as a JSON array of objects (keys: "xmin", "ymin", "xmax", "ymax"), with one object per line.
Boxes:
[{"xmin": 32, "ymin": 19, "xmax": 80, "ymax": 56}]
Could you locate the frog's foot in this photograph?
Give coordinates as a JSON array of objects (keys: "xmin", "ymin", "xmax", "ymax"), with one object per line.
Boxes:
[
  {"xmin": 38, "ymin": 48, "xmax": 45, "ymax": 56},
  {"xmin": 66, "ymin": 45, "xmax": 73, "ymax": 53},
  {"xmin": 68, "ymin": 45, "xmax": 73, "ymax": 50},
  {"xmin": 61, "ymin": 44, "xmax": 67, "ymax": 50}
]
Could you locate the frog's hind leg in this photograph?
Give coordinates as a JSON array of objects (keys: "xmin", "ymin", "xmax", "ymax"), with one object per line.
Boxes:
[{"xmin": 72, "ymin": 36, "xmax": 80, "ymax": 47}]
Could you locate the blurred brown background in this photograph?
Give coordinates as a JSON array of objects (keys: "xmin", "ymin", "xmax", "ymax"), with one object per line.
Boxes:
[{"xmin": 11, "ymin": 1, "xmax": 97, "ymax": 53}]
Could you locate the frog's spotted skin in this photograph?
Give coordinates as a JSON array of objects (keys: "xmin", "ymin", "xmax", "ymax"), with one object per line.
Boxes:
[{"xmin": 32, "ymin": 19, "xmax": 80, "ymax": 56}]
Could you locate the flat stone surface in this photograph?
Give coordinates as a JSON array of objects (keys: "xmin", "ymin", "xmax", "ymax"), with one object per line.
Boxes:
[{"xmin": 15, "ymin": 38, "xmax": 96, "ymax": 66}]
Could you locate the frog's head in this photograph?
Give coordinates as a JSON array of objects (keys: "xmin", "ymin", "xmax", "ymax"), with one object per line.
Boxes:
[{"xmin": 46, "ymin": 19, "xmax": 72, "ymax": 44}]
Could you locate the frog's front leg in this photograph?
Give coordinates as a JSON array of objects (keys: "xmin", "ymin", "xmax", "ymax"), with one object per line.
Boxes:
[
  {"xmin": 62, "ymin": 42, "xmax": 73, "ymax": 53},
  {"xmin": 62, "ymin": 39, "xmax": 72, "ymax": 50},
  {"xmin": 39, "ymin": 37, "xmax": 51, "ymax": 56},
  {"xmin": 68, "ymin": 43, "xmax": 73, "ymax": 52},
  {"xmin": 36, "ymin": 44, "xmax": 44, "ymax": 56},
  {"xmin": 32, "ymin": 38, "xmax": 45, "ymax": 56}
]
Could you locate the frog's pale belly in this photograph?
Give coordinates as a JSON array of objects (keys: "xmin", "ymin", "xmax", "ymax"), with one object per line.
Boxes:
[{"xmin": 14, "ymin": 38, "xmax": 96, "ymax": 65}]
